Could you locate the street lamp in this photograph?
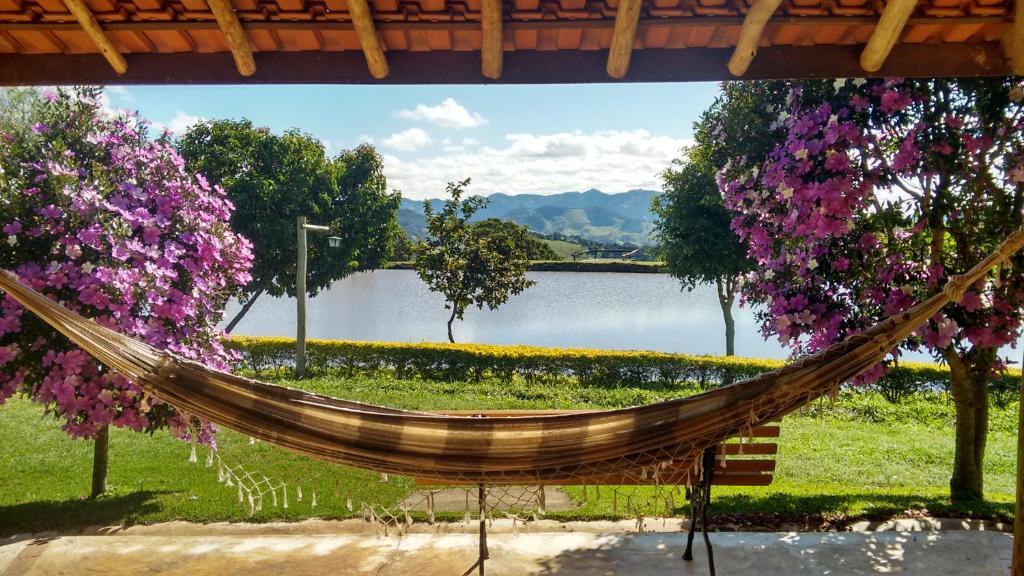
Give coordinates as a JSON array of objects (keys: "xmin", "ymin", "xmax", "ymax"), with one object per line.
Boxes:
[
  {"xmin": 295, "ymin": 216, "xmax": 332, "ymax": 379},
  {"xmin": 327, "ymin": 236, "xmax": 342, "ymax": 248}
]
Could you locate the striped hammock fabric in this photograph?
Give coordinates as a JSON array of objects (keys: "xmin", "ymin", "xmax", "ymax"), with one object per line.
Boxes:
[{"xmin": 1, "ymin": 227, "xmax": 1022, "ymax": 485}]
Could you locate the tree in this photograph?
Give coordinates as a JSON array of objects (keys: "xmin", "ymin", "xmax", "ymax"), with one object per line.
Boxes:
[
  {"xmin": 654, "ymin": 83, "xmax": 784, "ymax": 356},
  {"xmin": 0, "ymin": 88, "xmax": 253, "ymax": 497},
  {"xmin": 654, "ymin": 161, "xmax": 749, "ymax": 355},
  {"xmin": 472, "ymin": 218, "xmax": 561, "ymax": 261},
  {"xmin": 719, "ymin": 78, "xmax": 1024, "ymax": 502},
  {"xmin": 177, "ymin": 121, "xmax": 400, "ymax": 332},
  {"xmin": 414, "ymin": 180, "xmax": 535, "ymax": 342}
]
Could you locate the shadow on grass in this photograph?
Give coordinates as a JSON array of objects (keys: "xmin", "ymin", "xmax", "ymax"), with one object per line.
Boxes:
[
  {"xmin": 0, "ymin": 490, "xmax": 168, "ymax": 537},
  {"xmin": 704, "ymin": 492, "xmax": 1013, "ymax": 530}
]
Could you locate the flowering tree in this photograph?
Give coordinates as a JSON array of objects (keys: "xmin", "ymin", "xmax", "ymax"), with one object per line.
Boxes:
[
  {"xmin": 719, "ymin": 78, "xmax": 1024, "ymax": 502},
  {"xmin": 0, "ymin": 88, "xmax": 253, "ymax": 496}
]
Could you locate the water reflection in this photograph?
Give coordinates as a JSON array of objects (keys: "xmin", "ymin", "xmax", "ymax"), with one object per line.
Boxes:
[{"xmin": 225, "ymin": 270, "xmax": 788, "ymax": 358}]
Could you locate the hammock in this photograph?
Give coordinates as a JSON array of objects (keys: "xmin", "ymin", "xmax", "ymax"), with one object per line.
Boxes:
[{"xmin": 1, "ymin": 228, "xmax": 1023, "ymax": 486}]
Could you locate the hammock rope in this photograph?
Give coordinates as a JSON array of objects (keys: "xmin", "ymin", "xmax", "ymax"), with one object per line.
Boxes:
[{"xmin": 1, "ymin": 226, "xmax": 1023, "ymax": 485}]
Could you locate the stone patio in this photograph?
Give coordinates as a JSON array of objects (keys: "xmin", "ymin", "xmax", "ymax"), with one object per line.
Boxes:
[{"xmin": 0, "ymin": 519, "xmax": 1013, "ymax": 575}]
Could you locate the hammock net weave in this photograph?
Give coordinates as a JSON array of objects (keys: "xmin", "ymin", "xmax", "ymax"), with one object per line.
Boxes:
[{"xmin": 1, "ymin": 226, "xmax": 1023, "ymax": 488}]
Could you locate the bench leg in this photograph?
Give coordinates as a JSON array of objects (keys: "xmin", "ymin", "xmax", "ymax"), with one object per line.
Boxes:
[
  {"xmin": 682, "ymin": 447, "xmax": 716, "ymax": 576},
  {"xmin": 461, "ymin": 485, "xmax": 490, "ymax": 576}
]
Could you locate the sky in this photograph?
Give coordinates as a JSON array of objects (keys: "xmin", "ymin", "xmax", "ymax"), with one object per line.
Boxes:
[{"xmin": 102, "ymin": 83, "xmax": 721, "ymax": 200}]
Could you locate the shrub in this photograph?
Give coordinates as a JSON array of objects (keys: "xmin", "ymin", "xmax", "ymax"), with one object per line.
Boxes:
[{"xmin": 224, "ymin": 337, "xmax": 1019, "ymax": 397}]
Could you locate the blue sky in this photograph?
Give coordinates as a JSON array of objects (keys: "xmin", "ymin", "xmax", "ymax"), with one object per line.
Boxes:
[{"xmin": 104, "ymin": 83, "xmax": 721, "ymax": 199}]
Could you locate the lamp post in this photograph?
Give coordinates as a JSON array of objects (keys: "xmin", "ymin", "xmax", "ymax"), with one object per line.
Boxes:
[{"xmin": 295, "ymin": 216, "xmax": 338, "ymax": 379}]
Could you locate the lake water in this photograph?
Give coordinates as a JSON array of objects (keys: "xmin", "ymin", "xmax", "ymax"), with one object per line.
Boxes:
[{"xmin": 225, "ymin": 270, "xmax": 791, "ymax": 358}]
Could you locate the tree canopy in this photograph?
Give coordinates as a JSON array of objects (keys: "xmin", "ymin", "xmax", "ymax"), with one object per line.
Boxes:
[
  {"xmin": 719, "ymin": 77, "xmax": 1024, "ymax": 501},
  {"xmin": 414, "ymin": 180, "xmax": 535, "ymax": 342},
  {"xmin": 176, "ymin": 120, "xmax": 401, "ymax": 331},
  {"xmin": 472, "ymin": 218, "xmax": 561, "ymax": 261}
]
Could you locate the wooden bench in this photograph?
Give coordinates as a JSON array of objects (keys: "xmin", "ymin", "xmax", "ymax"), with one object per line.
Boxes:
[{"xmin": 417, "ymin": 409, "xmax": 779, "ymax": 576}]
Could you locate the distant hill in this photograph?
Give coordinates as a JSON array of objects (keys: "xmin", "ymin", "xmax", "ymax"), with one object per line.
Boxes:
[{"xmin": 399, "ymin": 189, "xmax": 659, "ymax": 245}]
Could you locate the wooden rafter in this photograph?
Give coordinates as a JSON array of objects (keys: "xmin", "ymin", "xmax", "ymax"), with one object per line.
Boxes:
[
  {"xmin": 728, "ymin": 0, "xmax": 783, "ymax": 77},
  {"xmin": 860, "ymin": 0, "xmax": 917, "ymax": 72},
  {"xmin": 206, "ymin": 0, "xmax": 256, "ymax": 76},
  {"xmin": 481, "ymin": 0, "xmax": 503, "ymax": 79},
  {"xmin": 1002, "ymin": 0, "xmax": 1024, "ymax": 74},
  {"xmin": 607, "ymin": 0, "xmax": 644, "ymax": 78},
  {"xmin": 347, "ymin": 0, "xmax": 389, "ymax": 79},
  {"xmin": 61, "ymin": 0, "xmax": 126, "ymax": 74}
]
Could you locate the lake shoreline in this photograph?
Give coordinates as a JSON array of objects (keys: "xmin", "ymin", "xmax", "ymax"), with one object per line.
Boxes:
[{"xmin": 384, "ymin": 260, "xmax": 667, "ymax": 273}]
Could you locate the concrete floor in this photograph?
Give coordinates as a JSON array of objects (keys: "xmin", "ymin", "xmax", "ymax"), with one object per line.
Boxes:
[{"xmin": 0, "ymin": 521, "xmax": 1013, "ymax": 575}]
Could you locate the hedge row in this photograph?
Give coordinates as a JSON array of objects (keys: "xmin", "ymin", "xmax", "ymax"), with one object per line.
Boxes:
[{"xmin": 225, "ymin": 336, "xmax": 1022, "ymax": 402}]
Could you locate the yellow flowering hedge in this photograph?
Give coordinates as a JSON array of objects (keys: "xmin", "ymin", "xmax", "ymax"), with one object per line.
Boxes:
[{"xmin": 225, "ymin": 336, "xmax": 1020, "ymax": 400}]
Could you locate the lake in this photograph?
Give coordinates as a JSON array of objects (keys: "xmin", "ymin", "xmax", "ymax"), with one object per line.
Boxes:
[{"xmin": 225, "ymin": 270, "xmax": 791, "ymax": 358}]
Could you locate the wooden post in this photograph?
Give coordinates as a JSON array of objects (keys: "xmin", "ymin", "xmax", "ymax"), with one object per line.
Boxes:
[
  {"xmin": 1013, "ymin": 354, "xmax": 1024, "ymax": 575},
  {"xmin": 606, "ymin": 0, "xmax": 643, "ymax": 78},
  {"xmin": 206, "ymin": 0, "xmax": 256, "ymax": 76},
  {"xmin": 62, "ymin": 0, "xmax": 127, "ymax": 74},
  {"xmin": 347, "ymin": 0, "xmax": 389, "ymax": 79},
  {"xmin": 859, "ymin": 0, "xmax": 916, "ymax": 72},
  {"xmin": 1002, "ymin": 0, "xmax": 1024, "ymax": 75},
  {"xmin": 727, "ymin": 0, "xmax": 782, "ymax": 77},
  {"xmin": 481, "ymin": 0, "xmax": 503, "ymax": 79},
  {"xmin": 296, "ymin": 216, "xmax": 308, "ymax": 379}
]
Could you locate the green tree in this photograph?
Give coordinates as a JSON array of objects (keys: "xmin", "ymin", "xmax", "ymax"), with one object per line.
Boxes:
[
  {"xmin": 653, "ymin": 160, "xmax": 749, "ymax": 355},
  {"xmin": 472, "ymin": 218, "xmax": 561, "ymax": 261},
  {"xmin": 415, "ymin": 180, "xmax": 535, "ymax": 342},
  {"xmin": 177, "ymin": 121, "xmax": 401, "ymax": 331},
  {"xmin": 652, "ymin": 82, "xmax": 781, "ymax": 356}
]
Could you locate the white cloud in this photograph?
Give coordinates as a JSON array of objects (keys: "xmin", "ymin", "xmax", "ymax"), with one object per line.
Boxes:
[
  {"xmin": 105, "ymin": 86, "xmax": 135, "ymax": 103},
  {"xmin": 152, "ymin": 111, "xmax": 206, "ymax": 136},
  {"xmin": 382, "ymin": 129, "xmax": 690, "ymax": 200},
  {"xmin": 382, "ymin": 128, "xmax": 433, "ymax": 151},
  {"xmin": 394, "ymin": 98, "xmax": 487, "ymax": 129}
]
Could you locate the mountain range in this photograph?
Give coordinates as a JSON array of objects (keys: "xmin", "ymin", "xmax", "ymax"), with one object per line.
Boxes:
[{"xmin": 398, "ymin": 189, "xmax": 660, "ymax": 245}]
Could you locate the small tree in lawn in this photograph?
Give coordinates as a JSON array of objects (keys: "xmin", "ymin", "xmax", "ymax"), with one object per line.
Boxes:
[
  {"xmin": 0, "ymin": 88, "xmax": 253, "ymax": 498},
  {"xmin": 177, "ymin": 120, "xmax": 400, "ymax": 332},
  {"xmin": 415, "ymin": 180, "xmax": 534, "ymax": 342},
  {"xmin": 720, "ymin": 77, "xmax": 1024, "ymax": 502}
]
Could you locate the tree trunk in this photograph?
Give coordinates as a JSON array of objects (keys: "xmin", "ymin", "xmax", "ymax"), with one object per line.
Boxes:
[
  {"xmin": 715, "ymin": 277, "xmax": 736, "ymax": 357},
  {"xmin": 945, "ymin": 350, "xmax": 990, "ymax": 502},
  {"xmin": 447, "ymin": 307, "xmax": 458, "ymax": 343},
  {"xmin": 224, "ymin": 282, "xmax": 268, "ymax": 334},
  {"xmin": 91, "ymin": 425, "xmax": 109, "ymax": 499}
]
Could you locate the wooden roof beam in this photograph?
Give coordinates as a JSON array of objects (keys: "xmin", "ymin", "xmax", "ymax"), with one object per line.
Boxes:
[
  {"xmin": 607, "ymin": 0, "xmax": 644, "ymax": 79},
  {"xmin": 860, "ymin": 0, "xmax": 917, "ymax": 72},
  {"xmin": 728, "ymin": 0, "xmax": 783, "ymax": 77},
  {"xmin": 348, "ymin": 0, "xmax": 389, "ymax": 79},
  {"xmin": 207, "ymin": 0, "xmax": 256, "ymax": 76},
  {"xmin": 1002, "ymin": 0, "xmax": 1024, "ymax": 74},
  {"xmin": 62, "ymin": 0, "xmax": 126, "ymax": 74},
  {"xmin": 481, "ymin": 0, "xmax": 502, "ymax": 79}
]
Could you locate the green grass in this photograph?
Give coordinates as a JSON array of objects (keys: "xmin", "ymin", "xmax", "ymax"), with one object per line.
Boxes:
[
  {"xmin": 537, "ymin": 238, "xmax": 585, "ymax": 259},
  {"xmin": 0, "ymin": 373, "xmax": 1017, "ymax": 535}
]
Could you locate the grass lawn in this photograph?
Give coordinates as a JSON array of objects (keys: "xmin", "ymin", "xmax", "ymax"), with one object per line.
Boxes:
[{"xmin": 0, "ymin": 372, "xmax": 1017, "ymax": 535}]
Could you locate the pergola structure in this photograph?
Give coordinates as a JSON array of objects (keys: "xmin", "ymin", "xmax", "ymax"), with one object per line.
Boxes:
[
  {"xmin": 0, "ymin": 0, "xmax": 1023, "ymax": 573},
  {"xmin": 0, "ymin": 0, "xmax": 1020, "ymax": 83}
]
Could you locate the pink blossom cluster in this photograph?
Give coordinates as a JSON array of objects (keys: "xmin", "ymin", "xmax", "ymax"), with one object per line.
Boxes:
[
  {"xmin": 0, "ymin": 89, "xmax": 253, "ymax": 441},
  {"xmin": 719, "ymin": 79, "xmax": 1024, "ymax": 384}
]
